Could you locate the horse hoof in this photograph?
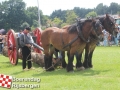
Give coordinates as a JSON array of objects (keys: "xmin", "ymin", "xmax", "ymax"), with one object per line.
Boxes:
[
  {"xmin": 66, "ymin": 68, "xmax": 73, "ymax": 72},
  {"xmin": 62, "ymin": 63, "xmax": 67, "ymax": 68},
  {"xmin": 88, "ymin": 65, "xmax": 93, "ymax": 68},
  {"xmin": 46, "ymin": 67, "xmax": 55, "ymax": 71},
  {"xmin": 76, "ymin": 66, "xmax": 85, "ymax": 71},
  {"xmin": 83, "ymin": 64, "xmax": 89, "ymax": 69},
  {"xmin": 68, "ymin": 70, "xmax": 74, "ymax": 73}
]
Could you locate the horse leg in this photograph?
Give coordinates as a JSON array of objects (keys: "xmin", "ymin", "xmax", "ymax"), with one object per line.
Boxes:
[
  {"xmin": 88, "ymin": 51, "xmax": 94, "ymax": 68},
  {"xmin": 75, "ymin": 52, "xmax": 85, "ymax": 70},
  {"xmin": 62, "ymin": 51, "xmax": 70, "ymax": 68},
  {"xmin": 44, "ymin": 46, "xmax": 49, "ymax": 70},
  {"xmin": 83, "ymin": 52, "xmax": 89, "ymax": 68},
  {"xmin": 46, "ymin": 54, "xmax": 54, "ymax": 71},
  {"xmin": 44, "ymin": 55, "xmax": 49, "ymax": 69},
  {"xmin": 46, "ymin": 45, "xmax": 55, "ymax": 71},
  {"xmin": 83, "ymin": 45, "xmax": 89, "ymax": 69},
  {"xmin": 66, "ymin": 48, "xmax": 75, "ymax": 72},
  {"xmin": 66, "ymin": 54, "xmax": 74, "ymax": 72},
  {"xmin": 61, "ymin": 51, "xmax": 67, "ymax": 68}
]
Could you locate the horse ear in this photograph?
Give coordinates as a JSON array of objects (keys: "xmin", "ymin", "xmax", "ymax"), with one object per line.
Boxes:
[
  {"xmin": 106, "ymin": 13, "xmax": 109, "ymax": 18},
  {"xmin": 76, "ymin": 17, "xmax": 81, "ymax": 24}
]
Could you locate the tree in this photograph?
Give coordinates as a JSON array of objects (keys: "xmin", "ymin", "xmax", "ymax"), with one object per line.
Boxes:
[
  {"xmin": 95, "ymin": 3, "xmax": 108, "ymax": 15},
  {"xmin": 85, "ymin": 11, "xmax": 97, "ymax": 18},
  {"xmin": 51, "ymin": 17, "xmax": 63, "ymax": 28},
  {"xmin": 108, "ymin": 2, "xmax": 120, "ymax": 14},
  {"xmin": 73, "ymin": 7, "xmax": 93, "ymax": 18},
  {"xmin": 65, "ymin": 10, "xmax": 78, "ymax": 24},
  {"xmin": 3, "ymin": 0, "xmax": 26, "ymax": 31},
  {"xmin": 50, "ymin": 9, "xmax": 66, "ymax": 22},
  {"xmin": 20, "ymin": 22, "xmax": 30, "ymax": 30},
  {"xmin": 25, "ymin": 7, "xmax": 39, "ymax": 27}
]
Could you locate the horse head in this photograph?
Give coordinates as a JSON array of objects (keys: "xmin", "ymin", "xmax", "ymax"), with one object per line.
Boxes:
[
  {"xmin": 91, "ymin": 19, "xmax": 103, "ymax": 40},
  {"xmin": 99, "ymin": 14, "xmax": 116, "ymax": 36}
]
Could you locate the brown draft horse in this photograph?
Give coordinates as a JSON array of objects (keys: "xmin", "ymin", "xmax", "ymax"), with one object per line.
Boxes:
[
  {"xmin": 41, "ymin": 19, "xmax": 102, "ymax": 72},
  {"xmin": 82, "ymin": 14, "xmax": 118, "ymax": 68},
  {"xmin": 63, "ymin": 19, "xmax": 103, "ymax": 69}
]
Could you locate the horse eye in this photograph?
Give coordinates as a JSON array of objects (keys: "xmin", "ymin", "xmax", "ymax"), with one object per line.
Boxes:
[{"xmin": 110, "ymin": 23, "xmax": 113, "ymax": 25}]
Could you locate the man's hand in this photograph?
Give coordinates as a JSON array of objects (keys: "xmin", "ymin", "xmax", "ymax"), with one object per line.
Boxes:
[{"xmin": 26, "ymin": 44, "xmax": 31, "ymax": 47}]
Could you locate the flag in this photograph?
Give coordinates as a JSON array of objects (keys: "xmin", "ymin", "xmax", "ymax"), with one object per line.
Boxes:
[{"xmin": 0, "ymin": 74, "xmax": 12, "ymax": 89}]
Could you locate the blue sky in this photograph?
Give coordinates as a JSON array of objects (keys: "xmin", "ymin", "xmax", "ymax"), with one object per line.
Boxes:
[{"xmin": 0, "ymin": 0, "xmax": 120, "ymax": 15}]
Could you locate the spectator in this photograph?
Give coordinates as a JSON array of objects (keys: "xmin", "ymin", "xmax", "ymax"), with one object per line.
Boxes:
[
  {"xmin": 117, "ymin": 26, "xmax": 120, "ymax": 45},
  {"xmin": 0, "ymin": 33, "xmax": 3, "ymax": 54},
  {"xmin": 102, "ymin": 29, "xmax": 109, "ymax": 46},
  {"xmin": 18, "ymin": 30, "xmax": 23, "ymax": 37}
]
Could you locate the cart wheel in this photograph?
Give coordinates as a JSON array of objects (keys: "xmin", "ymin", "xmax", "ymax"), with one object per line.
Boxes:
[
  {"xmin": 7, "ymin": 29, "xmax": 18, "ymax": 65},
  {"xmin": 33, "ymin": 27, "xmax": 42, "ymax": 54}
]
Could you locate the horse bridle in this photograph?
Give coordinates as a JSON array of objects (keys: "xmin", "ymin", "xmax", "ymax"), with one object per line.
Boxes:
[
  {"xmin": 89, "ymin": 20, "xmax": 103, "ymax": 41},
  {"xmin": 99, "ymin": 16, "xmax": 116, "ymax": 33},
  {"xmin": 92, "ymin": 20, "xmax": 103, "ymax": 38}
]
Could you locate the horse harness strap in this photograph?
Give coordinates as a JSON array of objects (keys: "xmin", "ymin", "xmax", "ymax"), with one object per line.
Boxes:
[
  {"xmin": 99, "ymin": 17, "xmax": 105, "ymax": 29},
  {"xmin": 61, "ymin": 29, "xmax": 65, "ymax": 46},
  {"xmin": 62, "ymin": 22, "xmax": 90, "ymax": 49},
  {"xmin": 61, "ymin": 28, "xmax": 79, "ymax": 49},
  {"xmin": 76, "ymin": 25, "xmax": 89, "ymax": 43},
  {"xmin": 62, "ymin": 35, "xmax": 79, "ymax": 49}
]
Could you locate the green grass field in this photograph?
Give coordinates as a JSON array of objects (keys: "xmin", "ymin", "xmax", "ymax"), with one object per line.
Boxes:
[{"xmin": 0, "ymin": 46, "xmax": 120, "ymax": 90}]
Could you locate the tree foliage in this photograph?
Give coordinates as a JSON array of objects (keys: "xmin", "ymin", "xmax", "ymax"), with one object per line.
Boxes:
[
  {"xmin": 85, "ymin": 11, "xmax": 97, "ymax": 18},
  {"xmin": 51, "ymin": 17, "xmax": 63, "ymax": 28},
  {"xmin": 0, "ymin": 0, "xmax": 120, "ymax": 32},
  {"xmin": 65, "ymin": 10, "xmax": 78, "ymax": 24},
  {"xmin": 0, "ymin": 0, "xmax": 26, "ymax": 31}
]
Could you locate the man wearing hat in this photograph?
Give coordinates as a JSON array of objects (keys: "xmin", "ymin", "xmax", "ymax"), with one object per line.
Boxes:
[{"xmin": 19, "ymin": 27, "xmax": 34, "ymax": 71}]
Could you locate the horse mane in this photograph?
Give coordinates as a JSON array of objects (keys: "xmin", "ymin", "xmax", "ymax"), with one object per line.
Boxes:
[
  {"xmin": 67, "ymin": 19, "xmax": 93, "ymax": 33},
  {"xmin": 62, "ymin": 25, "xmax": 71, "ymax": 29},
  {"xmin": 96, "ymin": 15, "xmax": 115, "ymax": 25},
  {"xmin": 95, "ymin": 16, "xmax": 105, "ymax": 24},
  {"xmin": 67, "ymin": 24, "xmax": 77, "ymax": 33}
]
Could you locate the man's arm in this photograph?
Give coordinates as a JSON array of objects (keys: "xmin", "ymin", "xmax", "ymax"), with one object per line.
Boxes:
[{"xmin": 19, "ymin": 34, "xmax": 26, "ymax": 47}]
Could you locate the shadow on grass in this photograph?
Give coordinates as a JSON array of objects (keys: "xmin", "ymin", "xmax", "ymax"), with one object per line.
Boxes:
[
  {"xmin": 10, "ymin": 63, "xmax": 40, "ymax": 75},
  {"xmin": 0, "ymin": 61, "xmax": 22, "ymax": 68},
  {"xmin": 0, "ymin": 61, "xmax": 11, "ymax": 64},
  {"xmin": 32, "ymin": 67, "xmax": 111, "ymax": 77},
  {"xmin": 11, "ymin": 71, "xmax": 25, "ymax": 75}
]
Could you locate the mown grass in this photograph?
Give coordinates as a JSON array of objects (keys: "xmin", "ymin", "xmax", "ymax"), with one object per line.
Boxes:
[{"xmin": 0, "ymin": 46, "xmax": 120, "ymax": 90}]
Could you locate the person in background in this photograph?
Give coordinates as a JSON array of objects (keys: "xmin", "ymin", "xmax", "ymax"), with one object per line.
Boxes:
[
  {"xmin": 107, "ymin": 33, "xmax": 112, "ymax": 46},
  {"xmin": 19, "ymin": 27, "xmax": 35, "ymax": 71},
  {"xmin": 18, "ymin": 30, "xmax": 23, "ymax": 37},
  {"xmin": 102, "ymin": 29, "xmax": 109, "ymax": 46},
  {"xmin": 0, "ymin": 33, "xmax": 3, "ymax": 54},
  {"xmin": 117, "ymin": 26, "xmax": 120, "ymax": 45}
]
